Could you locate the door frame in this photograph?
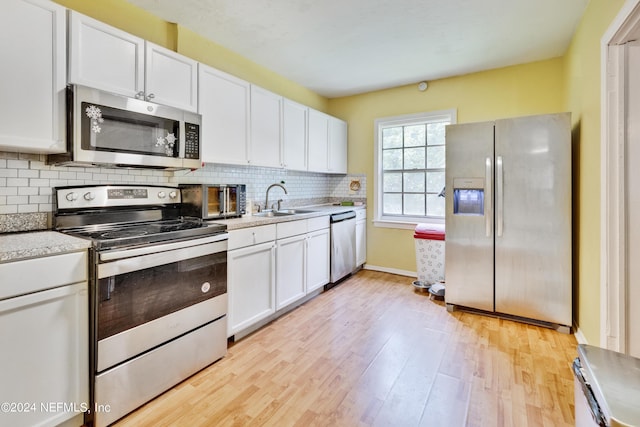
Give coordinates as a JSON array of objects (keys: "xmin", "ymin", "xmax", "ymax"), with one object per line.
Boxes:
[{"xmin": 601, "ymin": 0, "xmax": 640, "ymax": 352}]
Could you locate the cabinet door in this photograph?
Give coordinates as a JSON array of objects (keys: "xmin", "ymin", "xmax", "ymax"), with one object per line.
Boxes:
[
  {"xmin": 250, "ymin": 85, "xmax": 283, "ymax": 168},
  {"xmin": 68, "ymin": 11, "xmax": 144, "ymax": 98},
  {"xmin": 329, "ymin": 117, "xmax": 348, "ymax": 173},
  {"xmin": 0, "ymin": 282, "xmax": 88, "ymax": 427},
  {"xmin": 145, "ymin": 42, "xmax": 198, "ymax": 112},
  {"xmin": 0, "ymin": 0, "xmax": 66, "ymax": 153},
  {"xmin": 276, "ymin": 234, "xmax": 307, "ymax": 309},
  {"xmin": 307, "ymin": 228, "xmax": 330, "ymax": 293},
  {"xmin": 228, "ymin": 241, "xmax": 276, "ymax": 337},
  {"xmin": 307, "ymin": 108, "xmax": 329, "ymax": 172},
  {"xmin": 356, "ymin": 220, "xmax": 366, "ymax": 267},
  {"xmin": 199, "ymin": 65, "xmax": 250, "ymax": 165},
  {"xmin": 282, "ymin": 99, "xmax": 308, "ymax": 171}
]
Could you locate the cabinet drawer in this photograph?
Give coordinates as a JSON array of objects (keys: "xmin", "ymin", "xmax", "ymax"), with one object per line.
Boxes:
[
  {"xmin": 356, "ymin": 209, "xmax": 366, "ymax": 221},
  {"xmin": 307, "ymin": 215, "xmax": 329, "ymax": 232},
  {"xmin": 277, "ymin": 220, "xmax": 307, "ymax": 239},
  {"xmin": 0, "ymin": 251, "xmax": 87, "ymax": 300},
  {"xmin": 228, "ymin": 225, "xmax": 276, "ymax": 250}
]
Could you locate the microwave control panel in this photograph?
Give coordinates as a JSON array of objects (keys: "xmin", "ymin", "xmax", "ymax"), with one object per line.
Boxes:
[{"xmin": 184, "ymin": 123, "xmax": 200, "ymax": 159}]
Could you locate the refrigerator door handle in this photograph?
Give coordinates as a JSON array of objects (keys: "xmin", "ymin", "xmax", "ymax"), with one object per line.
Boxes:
[
  {"xmin": 496, "ymin": 155, "xmax": 503, "ymax": 237},
  {"xmin": 485, "ymin": 157, "xmax": 492, "ymax": 237}
]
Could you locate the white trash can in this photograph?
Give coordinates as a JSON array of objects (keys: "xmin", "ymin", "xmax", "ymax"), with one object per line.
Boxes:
[{"xmin": 414, "ymin": 224, "xmax": 445, "ymax": 284}]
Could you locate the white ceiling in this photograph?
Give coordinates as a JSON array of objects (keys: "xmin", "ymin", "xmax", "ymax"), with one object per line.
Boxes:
[{"xmin": 125, "ymin": 0, "xmax": 589, "ymax": 98}]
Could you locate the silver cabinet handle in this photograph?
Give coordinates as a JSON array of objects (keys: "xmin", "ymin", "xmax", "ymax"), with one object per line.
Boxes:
[
  {"xmin": 496, "ymin": 155, "xmax": 503, "ymax": 237},
  {"xmin": 147, "ymin": 93, "xmax": 155, "ymax": 100},
  {"xmin": 485, "ymin": 157, "xmax": 492, "ymax": 237},
  {"xmin": 135, "ymin": 91, "xmax": 145, "ymax": 99}
]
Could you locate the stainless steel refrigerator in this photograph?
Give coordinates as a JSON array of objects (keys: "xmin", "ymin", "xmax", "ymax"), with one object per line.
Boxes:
[{"xmin": 444, "ymin": 112, "xmax": 572, "ymax": 331}]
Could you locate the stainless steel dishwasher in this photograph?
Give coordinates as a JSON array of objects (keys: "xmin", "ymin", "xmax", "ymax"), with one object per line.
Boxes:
[{"xmin": 329, "ymin": 210, "xmax": 357, "ymax": 285}]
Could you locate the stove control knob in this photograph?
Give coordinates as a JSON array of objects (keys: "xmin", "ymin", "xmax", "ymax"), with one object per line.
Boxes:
[
  {"xmin": 169, "ymin": 191, "xmax": 178, "ymax": 199},
  {"xmin": 65, "ymin": 192, "xmax": 78, "ymax": 202},
  {"xmin": 83, "ymin": 192, "xmax": 95, "ymax": 201},
  {"xmin": 158, "ymin": 191, "xmax": 166, "ymax": 199}
]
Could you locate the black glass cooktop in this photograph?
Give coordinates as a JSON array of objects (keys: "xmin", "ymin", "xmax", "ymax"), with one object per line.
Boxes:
[{"xmin": 63, "ymin": 218, "xmax": 226, "ymax": 250}]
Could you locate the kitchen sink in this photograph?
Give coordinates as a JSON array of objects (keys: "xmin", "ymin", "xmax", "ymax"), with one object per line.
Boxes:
[
  {"xmin": 276, "ymin": 209, "xmax": 316, "ymax": 215},
  {"xmin": 253, "ymin": 210, "xmax": 295, "ymax": 218}
]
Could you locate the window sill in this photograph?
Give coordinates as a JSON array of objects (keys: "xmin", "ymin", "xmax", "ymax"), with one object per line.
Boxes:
[{"xmin": 373, "ymin": 218, "xmax": 444, "ymax": 230}]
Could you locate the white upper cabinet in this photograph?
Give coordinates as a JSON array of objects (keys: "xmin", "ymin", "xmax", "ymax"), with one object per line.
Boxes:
[
  {"xmin": 68, "ymin": 11, "xmax": 144, "ymax": 98},
  {"xmin": 250, "ymin": 85, "xmax": 283, "ymax": 168},
  {"xmin": 307, "ymin": 109, "xmax": 348, "ymax": 173},
  {"xmin": 198, "ymin": 64, "xmax": 251, "ymax": 165},
  {"xmin": 68, "ymin": 11, "xmax": 198, "ymax": 112},
  {"xmin": 307, "ymin": 108, "xmax": 330, "ymax": 172},
  {"xmin": 0, "ymin": 0, "xmax": 66, "ymax": 153},
  {"xmin": 328, "ymin": 116, "xmax": 348, "ymax": 173},
  {"xmin": 282, "ymin": 99, "xmax": 308, "ymax": 171},
  {"xmin": 145, "ymin": 42, "xmax": 198, "ymax": 112}
]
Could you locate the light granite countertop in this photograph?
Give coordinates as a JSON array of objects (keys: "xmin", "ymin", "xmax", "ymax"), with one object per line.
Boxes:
[
  {"xmin": 0, "ymin": 231, "xmax": 91, "ymax": 263},
  {"xmin": 214, "ymin": 204, "xmax": 366, "ymax": 230},
  {"xmin": 0, "ymin": 205, "xmax": 366, "ymax": 261}
]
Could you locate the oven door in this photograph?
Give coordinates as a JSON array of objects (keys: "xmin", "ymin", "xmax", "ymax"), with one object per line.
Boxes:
[{"xmin": 95, "ymin": 234, "xmax": 227, "ymax": 372}]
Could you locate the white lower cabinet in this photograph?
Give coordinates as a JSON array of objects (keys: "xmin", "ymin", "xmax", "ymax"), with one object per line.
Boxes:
[
  {"xmin": 227, "ymin": 225, "xmax": 277, "ymax": 337},
  {"xmin": 356, "ymin": 209, "xmax": 367, "ymax": 267},
  {"xmin": 276, "ymin": 234, "xmax": 307, "ymax": 309},
  {"xmin": 228, "ymin": 217, "xmax": 329, "ymax": 337},
  {"xmin": 0, "ymin": 251, "xmax": 88, "ymax": 427}
]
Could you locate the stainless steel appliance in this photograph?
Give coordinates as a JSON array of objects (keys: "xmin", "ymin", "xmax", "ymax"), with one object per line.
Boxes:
[
  {"xmin": 180, "ymin": 184, "xmax": 246, "ymax": 219},
  {"xmin": 444, "ymin": 112, "xmax": 572, "ymax": 331},
  {"xmin": 573, "ymin": 344, "xmax": 640, "ymax": 427},
  {"xmin": 48, "ymin": 85, "xmax": 202, "ymax": 169},
  {"xmin": 329, "ymin": 210, "xmax": 356, "ymax": 285},
  {"xmin": 53, "ymin": 185, "xmax": 228, "ymax": 427}
]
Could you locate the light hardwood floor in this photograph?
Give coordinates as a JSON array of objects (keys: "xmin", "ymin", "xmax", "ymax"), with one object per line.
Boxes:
[{"xmin": 114, "ymin": 270, "xmax": 578, "ymax": 427}]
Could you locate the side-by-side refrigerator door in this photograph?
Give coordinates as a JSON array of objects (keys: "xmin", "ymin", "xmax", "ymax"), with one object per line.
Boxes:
[
  {"xmin": 445, "ymin": 121, "xmax": 495, "ymax": 312},
  {"xmin": 494, "ymin": 113, "xmax": 572, "ymax": 326}
]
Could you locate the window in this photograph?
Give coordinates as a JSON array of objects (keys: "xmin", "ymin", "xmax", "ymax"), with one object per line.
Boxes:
[{"xmin": 374, "ymin": 109, "xmax": 456, "ymax": 228}]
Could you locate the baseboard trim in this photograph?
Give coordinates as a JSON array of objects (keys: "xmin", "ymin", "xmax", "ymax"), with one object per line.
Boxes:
[
  {"xmin": 574, "ymin": 326, "xmax": 588, "ymax": 345},
  {"xmin": 363, "ymin": 264, "xmax": 416, "ymax": 278}
]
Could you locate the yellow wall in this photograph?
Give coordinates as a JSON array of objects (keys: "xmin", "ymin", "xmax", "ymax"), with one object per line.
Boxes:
[
  {"xmin": 52, "ymin": 0, "xmax": 328, "ymax": 111},
  {"xmin": 328, "ymin": 58, "xmax": 564, "ymax": 273},
  {"xmin": 562, "ymin": 0, "xmax": 625, "ymax": 344}
]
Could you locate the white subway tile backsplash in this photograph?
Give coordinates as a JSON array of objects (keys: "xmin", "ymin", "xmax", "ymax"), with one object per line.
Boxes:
[
  {"xmin": 7, "ymin": 196, "xmax": 28, "ymax": 205},
  {"xmin": 18, "ymin": 169, "xmax": 39, "ymax": 178},
  {"xmin": 7, "ymin": 178, "xmax": 28, "ymax": 187},
  {"xmin": 30, "ymin": 178, "xmax": 50, "ymax": 187},
  {"xmin": 7, "ymin": 160, "xmax": 29, "ymax": 169},
  {"xmin": 0, "ymin": 205, "xmax": 17, "ymax": 214},
  {"xmin": 18, "ymin": 187, "xmax": 38, "ymax": 196},
  {"xmin": 18, "ymin": 204, "xmax": 38, "ymax": 213},
  {"xmin": 0, "ymin": 155, "xmax": 366, "ymax": 219}
]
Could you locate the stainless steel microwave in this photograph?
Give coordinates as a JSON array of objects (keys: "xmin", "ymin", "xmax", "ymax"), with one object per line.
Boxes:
[
  {"xmin": 180, "ymin": 184, "xmax": 247, "ymax": 219},
  {"xmin": 48, "ymin": 85, "xmax": 201, "ymax": 169}
]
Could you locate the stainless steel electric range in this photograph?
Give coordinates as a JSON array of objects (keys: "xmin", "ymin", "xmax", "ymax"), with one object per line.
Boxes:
[{"xmin": 53, "ymin": 184, "xmax": 228, "ymax": 427}]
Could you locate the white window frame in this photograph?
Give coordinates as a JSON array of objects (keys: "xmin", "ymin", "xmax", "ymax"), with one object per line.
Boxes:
[{"xmin": 373, "ymin": 109, "xmax": 457, "ymax": 230}]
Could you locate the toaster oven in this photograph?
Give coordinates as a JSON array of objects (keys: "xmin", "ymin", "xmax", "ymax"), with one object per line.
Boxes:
[{"xmin": 180, "ymin": 184, "xmax": 246, "ymax": 219}]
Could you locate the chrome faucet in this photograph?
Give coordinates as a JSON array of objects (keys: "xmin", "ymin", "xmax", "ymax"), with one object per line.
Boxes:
[{"xmin": 265, "ymin": 183, "xmax": 288, "ymax": 211}]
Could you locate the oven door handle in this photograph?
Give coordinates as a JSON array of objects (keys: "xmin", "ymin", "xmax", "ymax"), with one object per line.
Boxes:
[
  {"xmin": 98, "ymin": 239, "xmax": 227, "ymax": 279},
  {"xmin": 99, "ymin": 233, "xmax": 228, "ymax": 262}
]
